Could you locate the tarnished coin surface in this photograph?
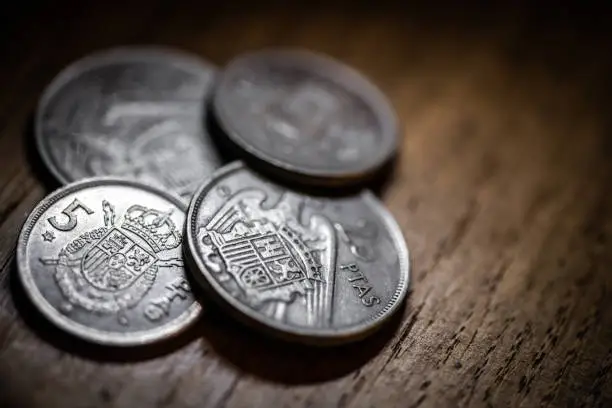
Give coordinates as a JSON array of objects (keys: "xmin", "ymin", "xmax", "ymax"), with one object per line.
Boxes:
[
  {"xmin": 186, "ymin": 162, "xmax": 409, "ymax": 344},
  {"xmin": 36, "ymin": 47, "xmax": 221, "ymax": 200},
  {"xmin": 17, "ymin": 178, "xmax": 200, "ymax": 346},
  {"xmin": 212, "ymin": 49, "xmax": 398, "ymax": 185}
]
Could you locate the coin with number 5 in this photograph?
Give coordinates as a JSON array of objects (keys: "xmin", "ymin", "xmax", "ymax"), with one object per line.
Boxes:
[{"xmin": 17, "ymin": 178, "xmax": 201, "ymax": 346}]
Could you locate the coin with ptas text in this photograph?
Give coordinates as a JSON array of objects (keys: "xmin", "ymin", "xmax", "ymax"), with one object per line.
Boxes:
[
  {"xmin": 17, "ymin": 178, "xmax": 201, "ymax": 346},
  {"xmin": 212, "ymin": 49, "xmax": 399, "ymax": 186},
  {"xmin": 186, "ymin": 162, "xmax": 410, "ymax": 345},
  {"xmin": 36, "ymin": 47, "xmax": 222, "ymax": 200}
]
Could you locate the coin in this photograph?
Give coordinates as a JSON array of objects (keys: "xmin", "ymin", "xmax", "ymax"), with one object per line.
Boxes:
[
  {"xmin": 185, "ymin": 162, "xmax": 409, "ymax": 345},
  {"xmin": 17, "ymin": 178, "xmax": 201, "ymax": 346},
  {"xmin": 212, "ymin": 49, "xmax": 399, "ymax": 186},
  {"xmin": 36, "ymin": 47, "xmax": 222, "ymax": 200}
]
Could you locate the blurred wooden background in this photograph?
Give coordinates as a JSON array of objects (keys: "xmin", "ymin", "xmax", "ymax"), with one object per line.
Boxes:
[{"xmin": 0, "ymin": 1, "xmax": 611, "ymax": 407}]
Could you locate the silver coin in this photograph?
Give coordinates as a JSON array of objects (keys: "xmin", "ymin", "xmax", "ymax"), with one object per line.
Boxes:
[
  {"xmin": 212, "ymin": 49, "xmax": 399, "ymax": 185},
  {"xmin": 186, "ymin": 162, "xmax": 409, "ymax": 344},
  {"xmin": 17, "ymin": 178, "xmax": 201, "ymax": 346},
  {"xmin": 36, "ymin": 47, "xmax": 222, "ymax": 200}
]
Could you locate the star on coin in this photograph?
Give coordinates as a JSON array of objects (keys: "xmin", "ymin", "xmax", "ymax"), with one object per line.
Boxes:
[{"xmin": 42, "ymin": 230, "xmax": 55, "ymax": 242}]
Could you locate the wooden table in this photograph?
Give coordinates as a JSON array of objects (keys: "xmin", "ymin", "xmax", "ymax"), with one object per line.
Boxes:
[{"xmin": 1, "ymin": 2, "xmax": 611, "ymax": 407}]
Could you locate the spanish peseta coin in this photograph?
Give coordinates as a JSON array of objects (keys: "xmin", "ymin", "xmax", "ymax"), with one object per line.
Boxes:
[
  {"xmin": 35, "ymin": 47, "xmax": 222, "ymax": 200},
  {"xmin": 17, "ymin": 178, "xmax": 201, "ymax": 346},
  {"xmin": 185, "ymin": 162, "xmax": 410, "ymax": 345},
  {"xmin": 212, "ymin": 49, "xmax": 399, "ymax": 187}
]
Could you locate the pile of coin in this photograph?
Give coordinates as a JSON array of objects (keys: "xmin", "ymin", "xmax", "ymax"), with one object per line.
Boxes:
[{"xmin": 17, "ymin": 47, "xmax": 410, "ymax": 347}]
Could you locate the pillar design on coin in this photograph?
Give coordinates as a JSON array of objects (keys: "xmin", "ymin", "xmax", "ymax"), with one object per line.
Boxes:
[
  {"xmin": 17, "ymin": 178, "xmax": 200, "ymax": 345},
  {"xmin": 213, "ymin": 50, "xmax": 398, "ymax": 184},
  {"xmin": 186, "ymin": 163, "xmax": 410, "ymax": 344},
  {"xmin": 36, "ymin": 48, "xmax": 221, "ymax": 199}
]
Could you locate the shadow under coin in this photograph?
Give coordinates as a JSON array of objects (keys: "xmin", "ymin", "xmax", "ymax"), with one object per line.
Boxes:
[
  {"xmin": 9, "ymin": 258, "xmax": 201, "ymax": 363},
  {"xmin": 197, "ymin": 297, "xmax": 406, "ymax": 385}
]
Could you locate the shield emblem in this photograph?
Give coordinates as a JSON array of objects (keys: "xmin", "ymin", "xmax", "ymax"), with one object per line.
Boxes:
[
  {"xmin": 212, "ymin": 230, "xmax": 307, "ymax": 291},
  {"xmin": 81, "ymin": 228, "xmax": 157, "ymax": 291},
  {"xmin": 199, "ymin": 189, "xmax": 337, "ymax": 327}
]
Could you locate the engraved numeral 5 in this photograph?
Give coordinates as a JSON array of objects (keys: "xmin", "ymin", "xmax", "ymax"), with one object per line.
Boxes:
[{"xmin": 47, "ymin": 199, "xmax": 94, "ymax": 232}]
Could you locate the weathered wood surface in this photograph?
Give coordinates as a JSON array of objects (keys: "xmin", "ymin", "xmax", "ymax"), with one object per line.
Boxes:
[{"xmin": 1, "ymin": 2, "xmax": 611, "ymax": 407}]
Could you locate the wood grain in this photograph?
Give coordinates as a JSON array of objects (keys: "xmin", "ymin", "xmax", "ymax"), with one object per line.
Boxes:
[{"xmin": 1, "ymin": 2, "xmax": 611, "ymax": 407}]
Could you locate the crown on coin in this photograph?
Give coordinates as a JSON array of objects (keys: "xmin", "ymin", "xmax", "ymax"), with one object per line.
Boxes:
[{"xmin": 122, "ymin": 205, "xmax": 181, "ymax": 252}]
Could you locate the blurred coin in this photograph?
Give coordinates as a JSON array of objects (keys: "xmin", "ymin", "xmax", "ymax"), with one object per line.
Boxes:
[
  {"xmin": 36, "ymin": 47, "xmax": 221, "ymax": 200},
  {"xmin": 17, "ymin": 178, "xmax": 200, "ymax": 346},
  {"xmin": 186, "ymin": 162, "xmax": 409, "ymax": 345},
  {"xmin": 212, "ymin": 49, "xmax": 398, "ymax": 186}
]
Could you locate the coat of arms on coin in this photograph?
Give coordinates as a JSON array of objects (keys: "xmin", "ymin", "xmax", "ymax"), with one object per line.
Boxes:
[
  {"xmin": 186, "ymin": 162, "xmax": 410, "ymax": 344},
  {"xmin": 17, "ymin": 178, "xmax": 200, "ymax": 346},
  {"xmin": 196, "ymin": 189, "xmax": 337, "ymax": 326}
]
